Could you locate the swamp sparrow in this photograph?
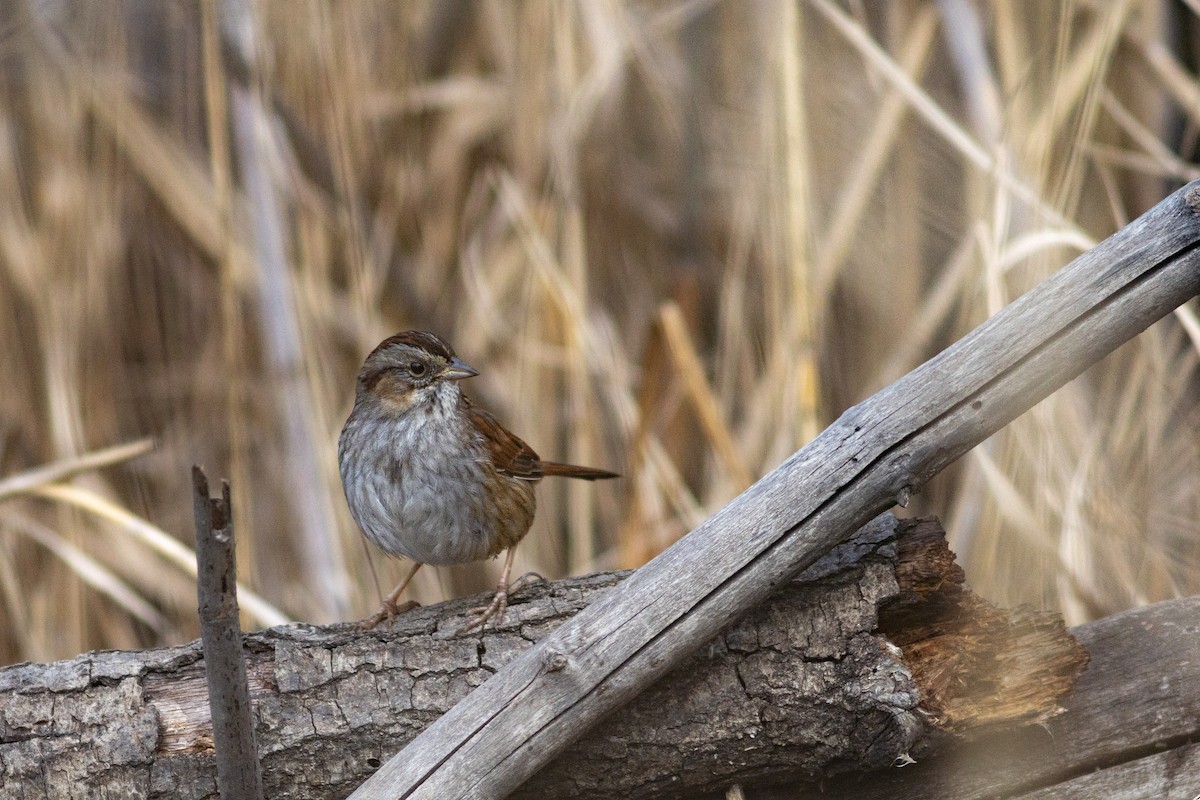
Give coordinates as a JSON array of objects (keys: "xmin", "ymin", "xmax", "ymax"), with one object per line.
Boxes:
[{"xmin": 338, "ymin": 330, "xmax": 618, "ymax": 631}]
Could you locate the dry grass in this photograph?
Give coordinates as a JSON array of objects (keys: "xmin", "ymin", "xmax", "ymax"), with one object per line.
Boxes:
[{"xmin": 2, "ymin": 0, "xmax": 1199, "ymax": 665}]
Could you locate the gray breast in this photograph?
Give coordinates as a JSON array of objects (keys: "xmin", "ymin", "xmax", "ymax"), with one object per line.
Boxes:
[{"xmin": 342, "ymin": 389, "xmax": 497, "ymax": 565}]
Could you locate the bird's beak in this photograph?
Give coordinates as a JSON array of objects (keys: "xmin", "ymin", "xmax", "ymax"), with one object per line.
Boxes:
[{"xmin": 443, "ymin": 357, "xmax": 479, "ymax": 381}]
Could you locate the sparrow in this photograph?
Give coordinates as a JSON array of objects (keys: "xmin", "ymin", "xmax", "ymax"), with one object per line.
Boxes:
[{"xmin": 338, "ymin": 330, "xmax": 618, "ymax": 631}]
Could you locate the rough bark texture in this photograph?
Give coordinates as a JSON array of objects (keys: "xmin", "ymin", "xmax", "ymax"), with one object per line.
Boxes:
[
  {"xmin": 749, "ymin": 594, "xmax": 1200, "ymax": 800},
  {"xmin": 0, "ymin": 516, "xmax": 1084, "ymax": 799}
]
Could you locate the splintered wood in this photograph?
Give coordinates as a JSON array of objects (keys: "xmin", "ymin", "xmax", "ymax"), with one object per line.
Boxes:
[{"xmin": 878, "ymin": 518, "xmax": 1088, "ymax": 733}]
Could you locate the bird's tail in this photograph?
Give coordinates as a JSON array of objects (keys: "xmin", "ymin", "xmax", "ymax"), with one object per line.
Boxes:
[{"xmin": 539, "ymin": 462, "xmax": 620, "ymax": 481}]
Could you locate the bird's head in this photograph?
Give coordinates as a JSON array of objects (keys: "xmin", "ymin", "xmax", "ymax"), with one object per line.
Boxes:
[{"xmin": 354, "ymin": 330, "xmax": 479, "ymax": 414}]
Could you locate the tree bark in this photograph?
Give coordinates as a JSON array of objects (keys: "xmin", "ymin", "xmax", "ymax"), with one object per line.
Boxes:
[
  {"xmin": 750, "ymin": 594, "xmax": 1200, "ymax": 800},
  {"xmin": 0, "ymin": 516, "xmax": 1084, "ymax": 799}
]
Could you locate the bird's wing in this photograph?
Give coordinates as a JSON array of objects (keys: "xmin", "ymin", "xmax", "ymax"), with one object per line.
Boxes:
[{"xmin": 465, "ymin": 399, "xmax": 544, "ymax": 481}]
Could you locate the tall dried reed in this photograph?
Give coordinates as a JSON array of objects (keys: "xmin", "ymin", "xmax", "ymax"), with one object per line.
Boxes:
[{"xmin": 1, "ymin": 1, "xmax": 1198, "ymax": 664}]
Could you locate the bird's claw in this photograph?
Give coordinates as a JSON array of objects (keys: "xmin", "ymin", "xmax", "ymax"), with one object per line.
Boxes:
[
  {"xmin": 459, "ymin": 589, "xmax": 508, "ymax": 634},
  {"xmin": 457, "ymin": 571, "xmax": 547, "ymax": 634}
]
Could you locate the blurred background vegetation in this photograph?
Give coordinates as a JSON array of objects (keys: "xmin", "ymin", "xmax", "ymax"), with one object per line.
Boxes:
[{"xmin": 3, "ymin": 0, "xmax": 1200, "ymax": 665}]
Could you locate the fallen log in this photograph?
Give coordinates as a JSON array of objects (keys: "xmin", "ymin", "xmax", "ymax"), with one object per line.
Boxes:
[{"xmin": 0, "ymin": 516, "xmax": 1085, "ymax": 799}]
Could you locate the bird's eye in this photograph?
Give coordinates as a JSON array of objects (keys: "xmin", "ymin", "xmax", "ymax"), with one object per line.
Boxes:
[{"xmin": 408, "ymin": 361, "xmax": 427, "ymax": 376}]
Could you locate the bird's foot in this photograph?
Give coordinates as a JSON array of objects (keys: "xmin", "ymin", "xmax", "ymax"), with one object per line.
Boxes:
[
  {"xmin": 457, "ymin": 570, "xmax": 548, "ymax": 634},
  {"xmin": 460, "ymin": 588, "xmax": 509, "ymax": 634}
]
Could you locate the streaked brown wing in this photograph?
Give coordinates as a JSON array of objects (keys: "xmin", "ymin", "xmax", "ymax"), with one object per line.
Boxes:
[{"xmin": 466, "ymin": 399, "xmax": 544, "ymax": 481}]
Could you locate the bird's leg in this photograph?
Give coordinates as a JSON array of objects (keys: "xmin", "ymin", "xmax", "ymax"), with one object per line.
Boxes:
[
  {"xmin": 461, "ymin": 547, "xmax": 518, "ymax": 633},
  {"xmin": 361, "ymin": 561, "xmax": 423, "ymax": 630}
]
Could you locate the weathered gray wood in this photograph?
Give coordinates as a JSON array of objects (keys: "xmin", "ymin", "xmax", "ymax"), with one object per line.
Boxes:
[
  {"xmin": 6, "ymin": 587, "xmax": 1183, "ymax": 799},
  {"xmin": 350, "ymin": 182, "xmax": 1200, "ymax": 798},
  {"xmin": 751, "ymin": 595, "xmax": 1200, "ymax": 800},
  {"xmin": 1011, "ymin": 744, "xmax": 1200, "ymax": 800},
  {"xmin": 192, "ymin": 467, "xmax": 264, "ymax": 800}
]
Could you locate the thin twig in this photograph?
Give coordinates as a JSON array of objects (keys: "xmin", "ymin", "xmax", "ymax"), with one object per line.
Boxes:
[{"xmin": 193, "ymin": 465, "xmax": 264, "ymax": 800}]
